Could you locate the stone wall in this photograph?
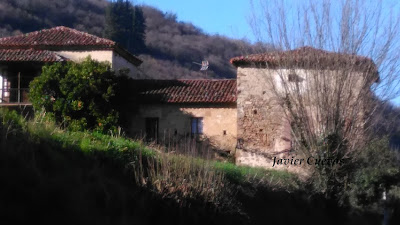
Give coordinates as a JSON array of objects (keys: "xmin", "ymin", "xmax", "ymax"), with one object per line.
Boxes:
[
  {"xmin": 129, "ymin": 104, "xmax": 237, "ymax": 152},
  {"xmin": 236, "ymin": 68, "xmax": 291, "ymax": 153},
  {"xmin": 235, "ymin": 67, "xmax": 370, "ymax": 173},
  {"xmin": 235, "ymin": 67, "xmax": 294, "ymax": 169}
]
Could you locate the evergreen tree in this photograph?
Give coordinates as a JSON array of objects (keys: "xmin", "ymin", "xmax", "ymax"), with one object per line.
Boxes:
[
  {"xmin": 132, "ymin": 6, "xmax": 146, "ymax": 54},
  {"xmin": 104, "ymin": 0, "xmax": 146, "ymax": 54}
]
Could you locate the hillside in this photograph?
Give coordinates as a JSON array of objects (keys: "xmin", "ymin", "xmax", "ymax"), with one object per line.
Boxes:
[
  {"xmin": 1, "ymin": 109, "xmax": 393, "ymax": 225},
  {"xmin": 0, "ymin": 0, "xmax": 265, "ymax": 79}
]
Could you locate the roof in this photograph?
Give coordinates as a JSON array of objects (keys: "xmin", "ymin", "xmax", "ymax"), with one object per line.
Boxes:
[
  {"xmin": 0, "ymin": 26, "xmax": 142, "ymax": 66},
  {"xmin": 230, "ymin": 46, "xmax": 378, "ymax": 75},
  {"xmin": 0, "ymin": 49, "xmax": 66, "ymax": 62},
  {"xmin": 0, "ymin": 26, "xmax": 115, "ymax": 48},
  {"xmin": 133, "ymin": 79, "xmax": 237, "ymax": 104}
]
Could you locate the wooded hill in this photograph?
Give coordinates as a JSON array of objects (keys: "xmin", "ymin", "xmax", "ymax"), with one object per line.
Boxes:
[{"xmin": 0, "ymin": 0, "xmax": 265, "ymax": 79}]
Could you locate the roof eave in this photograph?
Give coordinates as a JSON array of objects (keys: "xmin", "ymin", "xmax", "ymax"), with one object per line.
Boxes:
[
  {"xmin": 114, "ymin": 45, "xmax": 143, "ymax": 66},
  {"xmin": 0, "ymin": 45, "xmax": 143, "ymax": 66}
]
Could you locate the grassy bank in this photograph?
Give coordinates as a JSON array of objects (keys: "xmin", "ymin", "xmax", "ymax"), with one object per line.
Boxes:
[
  {"xmin": 0, "ymin": 109, "xmax": 299, "ymax": 224},
  {"xmin": 1, "ymin": 108, "xmax": 397, "ymax": 225}
]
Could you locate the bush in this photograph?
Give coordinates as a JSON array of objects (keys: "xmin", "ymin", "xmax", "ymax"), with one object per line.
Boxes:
[
  {"xmin": 0, "ymin": 108, "xmax": 26, "ymax": 130},
  {"xmin": 347, "ymin": 138, "xmax": 400, "ymax": 210},
  {"xmin": 29, "ymin": 57, "xmax": 119, "ymax": 132}
]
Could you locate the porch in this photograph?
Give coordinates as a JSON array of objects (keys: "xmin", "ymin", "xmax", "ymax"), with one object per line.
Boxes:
[
  {"xmin": 0, "ymin": 62, "xmax": 42, "ymax": 106},
  {"xmin": 0, "ymin": 88, "xmax": 31, "ymax": 106}
]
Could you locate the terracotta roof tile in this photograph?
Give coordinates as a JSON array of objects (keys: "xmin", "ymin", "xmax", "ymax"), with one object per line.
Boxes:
[
  {"xmin": 134, "ymin": 79, "xmax": 237, "ymax": 103},
  {"xmin": 230, "ymin": 46, "xmax": 378, "ymax": 74},
  {"xmin": 0, "ymin": 26, "xmax": 115, "ymax": 48},
  {"xmin": 0, "ymin": 49, "xmax": 66, "ymax": 62},
  {"xmin": 0, "ymin": 26, "xmax": 142, "ymax": 66}
]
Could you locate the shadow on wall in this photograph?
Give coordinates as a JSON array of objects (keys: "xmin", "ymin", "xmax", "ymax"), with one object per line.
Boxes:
[{"xmin": 130, "ymin": 109, "xmax": 234, "ymax": 162}]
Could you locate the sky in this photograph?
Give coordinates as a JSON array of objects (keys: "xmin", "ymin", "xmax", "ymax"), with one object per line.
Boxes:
[{"xmin": 137, "ymin": 0, "xmax": 256, "ymax": 42}]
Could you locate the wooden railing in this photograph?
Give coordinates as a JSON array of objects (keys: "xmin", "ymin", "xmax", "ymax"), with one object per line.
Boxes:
[{"xmin": 0, "ymin": 88, "xmax": 31, "ymax": 105}]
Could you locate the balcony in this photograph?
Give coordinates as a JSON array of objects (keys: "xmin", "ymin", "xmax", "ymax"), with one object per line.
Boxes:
[{"xmin": 0, "ymin": 88, "xmax": 31, "ymax": 106}]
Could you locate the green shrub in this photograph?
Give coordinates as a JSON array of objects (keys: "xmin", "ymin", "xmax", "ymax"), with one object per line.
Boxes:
[
  {"xmin": 0, "ymin": 108, "xmax": 26, "ymax": 137},
  {"xmin": 348, "ymin": 138, "xmax": 400, "ymax": 210},
  {"xmin": 29, "ymin": 57, "xmax": 119, "ymax": 132}
]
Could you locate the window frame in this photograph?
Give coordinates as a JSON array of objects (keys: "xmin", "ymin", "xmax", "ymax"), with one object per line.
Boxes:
[{"xmin": 191, "ymin": 117, "xmax": 203, "ymax": 135}]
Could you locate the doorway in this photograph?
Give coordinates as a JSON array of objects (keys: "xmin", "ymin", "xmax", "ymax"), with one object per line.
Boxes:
[{"xmin": 145, "ymin": 117, "xmax": 159, "ymax": 142}]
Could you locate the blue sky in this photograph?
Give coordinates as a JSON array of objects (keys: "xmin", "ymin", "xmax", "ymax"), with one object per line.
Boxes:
[{"xmin": 138, "ymin": 0, "xmax": 255, "ymax": 42}]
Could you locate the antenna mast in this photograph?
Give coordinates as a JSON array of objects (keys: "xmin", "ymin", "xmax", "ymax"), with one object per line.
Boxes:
[{"xmin": 192, "ymin": 60, "xmax": 209, "ymax": 76}]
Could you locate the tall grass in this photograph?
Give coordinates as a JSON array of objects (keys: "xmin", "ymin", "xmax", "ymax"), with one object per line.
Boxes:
[
  {"xmin": 129, "ymin": 130, "xmax": 300, "ymax": 210},
  {"xmin": 3, "ymin": 109, "xmax": 398, "ymax": 224},
  {"xmin": 0, "ymin": 108, "xmax": 300, "ymax": 213}
]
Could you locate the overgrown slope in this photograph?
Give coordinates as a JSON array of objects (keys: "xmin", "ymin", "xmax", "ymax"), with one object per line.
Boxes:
[
  {"xmin": 1, "ymin": 108, "xmax": 397, "ymax": 225},
  {"xmin": 0, "ymin": 109, "xmax": 297, "ymax": 225}
]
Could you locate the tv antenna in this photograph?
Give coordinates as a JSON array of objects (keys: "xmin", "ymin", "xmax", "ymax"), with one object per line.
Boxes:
[{"xmin": 193, "ymin": 60, "xmax": 209, "ymax": 71}]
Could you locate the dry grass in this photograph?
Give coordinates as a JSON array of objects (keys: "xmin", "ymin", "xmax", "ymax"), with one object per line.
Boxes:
[{"xmin": 0, "ymin": 108, "xmax": 300, "ymax": 212}]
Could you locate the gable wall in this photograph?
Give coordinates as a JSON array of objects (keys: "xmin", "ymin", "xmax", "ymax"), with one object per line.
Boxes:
[
  {"xmin": 112, "ymin": 52, "xmax": 140, "ymax": 78},
  {"xmin": 56, "ymin": 50, "xmax": 113, "ymax": 64},
  {"xmin": 56, "ymin": 50, "xmax": 139, "ymax": 78},
  {"xmin": 235, "ymin": 67, "xmax": 368, "ymax": 173}
]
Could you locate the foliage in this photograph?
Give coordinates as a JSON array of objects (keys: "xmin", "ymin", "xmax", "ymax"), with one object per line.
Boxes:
[
  {"xmin": 105, "ymin": 0, "xmax": 146, "ymax": 54},
  {"xmin": 132, "ymin": 5, "xmax": 146, "ymax": 54},
  {"xmin": 139, "ymin": 6, "xmax": 270, "ymax": 79},
  {"xmin": 0, "ymin": 108, "xmax": 26, "ymax": 131},
  {"xmin": 347, "ymin": 138, "xmax": 400, "ymax": 209},
  {"xmin": 0, "ymin": 0, "xmax": 106, "ymax": 37},
  {"xmin": 29, "ymin": 57, "xmax": 119, "ymax": 132},
  {"xmin": 213, "ymin": 161, "xmax": 299, "ymax": 189},
  {"xmin": 307, "ymin": 132, "xmax": 353, "ymax": 201}
]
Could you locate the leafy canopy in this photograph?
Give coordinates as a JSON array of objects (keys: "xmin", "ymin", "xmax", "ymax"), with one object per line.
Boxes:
[{"xmin": 29, "ymin": 57, "xmax": 119, "ymax": 132}]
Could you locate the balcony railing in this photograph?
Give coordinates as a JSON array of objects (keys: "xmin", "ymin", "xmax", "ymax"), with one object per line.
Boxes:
[{"xmin": 0, "ymin": 88, "xmax": 31, "ymax": 105}]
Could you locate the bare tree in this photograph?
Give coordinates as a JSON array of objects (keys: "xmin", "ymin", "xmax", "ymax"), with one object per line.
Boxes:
[{"xmin": 246, "ymin": 0, "xmax": 400, "ymax": 198}]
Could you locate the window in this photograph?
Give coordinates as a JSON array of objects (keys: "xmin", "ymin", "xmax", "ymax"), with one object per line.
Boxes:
[
  {"xmin": 0, "ymin": 76, "xmax": 10, "ymax": 103},
  {"xmin": 191, "ymin": 117, "xmax": 203, "ymax": 135}
]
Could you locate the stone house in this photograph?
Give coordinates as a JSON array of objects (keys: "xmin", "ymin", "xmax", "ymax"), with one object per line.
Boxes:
[
  {"xmin": 0, "ymin": 26, "xmax": 142, "ymax": 105},
  {"xmin": 230, "ymin": 47, "xmax": 378, "ymax": 170},
  {"xmin": 0, "ymin": 27, "xmax": 379, "ymax": 171},
  {"xmin": 128, "ymin": 79, "xmax": 237, "ymax": 153}
]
